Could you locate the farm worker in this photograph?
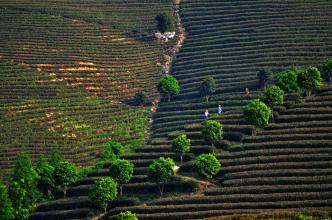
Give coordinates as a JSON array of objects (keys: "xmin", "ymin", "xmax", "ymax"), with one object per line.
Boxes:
[
  {"xmin": 217, "ymin": 105, "xmax": 223, "ymax": 114},
  {"xmin": 204, "ymin": 109, "xmax": 209, "ymax": 119},
  {"xmin": 244, "ymin": 87, "xmax": 250, "ymax": 96}
]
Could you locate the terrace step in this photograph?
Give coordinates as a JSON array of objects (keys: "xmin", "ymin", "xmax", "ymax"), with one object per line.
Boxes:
[{"xmin": 30, "ymin": 208, "xmax": 91, "ymax": 220}]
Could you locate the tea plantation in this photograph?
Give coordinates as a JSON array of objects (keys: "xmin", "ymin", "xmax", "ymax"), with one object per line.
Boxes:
[{"xmin": 1, "ymin": 0, "xmax": 332, "ymax": 220}]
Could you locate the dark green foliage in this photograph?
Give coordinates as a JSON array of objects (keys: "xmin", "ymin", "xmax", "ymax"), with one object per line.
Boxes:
[
  {"xmin": 35, "ymin": 155, "xmax": 55, "ymax": 198},
  {"xmin": 243, "ymin": 99, "xmax": 272, "ymax": 127},
  {"xmin": 199, "ymin": 76, "xmax": 216, "ymax": 102},
  {"xmin": 148, "ymin": 157, "xmax": 175, "ymax": 196},
  {"xmin": 134, "ymin": 91, "xmax": 149, "ymax": 106},
  {"xmin": 257, "ymin": 69, "xmax": 272, "ymax": 88},
  {"xmin": 275, "ymin": 68, "xmax": 299, "ymax": 93},
  {"xmin": 117, "ymin": 211, "xmax": 138, "ymax": 220},
  {"xmin": 8, "ymin": 152, "xmax": 41, "ymax": 220},
  {"xmin": 157, "ymin": 74, "xmax": 180, "ymax": 102},
  {"xmin": 195, "ymin": 153, "xmax": 221, "ymax": 180},
  {"xmin": 155, "ymin": 13, "xmax": 176, "ymax": 33},
  {"xmin": 292, "ymin": 213, "xmax": 314, "ymax": 220},
  {"xmin": 322, "ymin": 58, "xmax": 332, "ymax": 83},
  {"xmin": 0, "ymin": 181, "xmax": 14, "ymax": 220},
  {"xmin": 171, "ymin": 134, "xmax": 191, "ymax": 165},
  {"xmin": 50, "ymin": 144, "xmax": 62, "ymax": 166},
  {"xmin": 109, "ymin": 159, "xmax": 134, "ymax": 195},
  {"xmin": 298, "ymin": 66, "xmax": 322, "ymax": 96},
  {"xmin": 101, "ymin": 141, "xmax": 124, "ymax": 161},
  {"xmin": 89, "ymin": 177, "xmax": 117, "ymax": 213},
  {"xmin": 202, "ymin": 120, "xmax": 223, "ymax": 147},
  {"xmin": 260, "ymin": 85, "xmax": 284, "ymax": 108},
  {"xmin": 53, "ymin": 160, "xmax": 78, "ymax": 197}
]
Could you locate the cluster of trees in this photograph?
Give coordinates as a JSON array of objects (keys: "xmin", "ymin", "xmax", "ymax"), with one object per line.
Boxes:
[
  {"xmin": 0, "ymin": 146, "xmax": 79, "ymax": 220},
  {"xmin": 244, "ymin": 62, "xmax": 326, "ymax": 127},
  {"xmin": 157, "ymin": 74, "xmax": 218, "ymax": 103}
]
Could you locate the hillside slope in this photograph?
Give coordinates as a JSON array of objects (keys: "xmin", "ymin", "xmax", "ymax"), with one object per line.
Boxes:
[{"xmin": 0, "ymin": 0, "xmax": 174, "ymax": 178}]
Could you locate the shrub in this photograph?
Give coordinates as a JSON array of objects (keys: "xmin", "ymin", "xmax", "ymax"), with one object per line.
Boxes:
[
  {"xmin": 109, "ymin": 159, "xmax": 134, "ymax": 195},
  {"xmin": 171, "ymin": 134, "xmax": 191, "ymax": 165},
  {"xmin": 199, "ymin": 76, "xmax": 216, "ymax": 102},
  {"xmin": 35, "ymin": 155, "xmax": 55, "ymax": 198},
  {"xmin": 117, "ymin": 211, "xmax": 138, "ymax": 220},
  {"xmin": 89, "ymin": 177, "xmax": 117, "ymax": 214},
  {"xmin": 8, "ymin": 152, "xmax": 41, "ymax": 220},
  {"xmin": 298, "ymin": 66, "xmax": 322, "ymax": 96},
  {"xmin": 260, "ymin": 85, "xmax": 284, "ymax": 111},
  {"xmin": 53, "ymin": 160, "xmax": 78, "ymax": 197},
  {"xmin": 202, "ymin": 120, "xmax": 223, "ymax": 147},
  {"xmin": 157, "ymin": 74, "xmax": 180, "ymax": 102},
  {"xmin": 101, "ymin": 141, "xmax": 124, "ymax": 161},
  {"xmin": 195, "ymin": 153, "xmax": 221, "ymax": 180},
  {"xmin": 322, "ymin": 58, "xmax": 332, "ymax": 83},
  {"xmin": 257, "ymin": 69, "xmax": 272, "ymax": 88},
  {"xmin": 155, "ymin": 13, "xmax": 176, "ymax": 33},
  {"xmin": 134, "ymin": 91, "xmax": 149, "ymax": 106},
  {"xmin": 0, "ymin": 181, "xmax": 14, "ymax": 220},
  {"xmin": 275, "ymin": 67, "xmax": 299, "ymax": 93},
  {"xmin": 243, "ymin": 99, "xmax": 272, "ymax": 127},
  {"xmin": 292, "ymin": 213, "xmax": 314, "ymax": 220},
  {"xmin": 148, "ymin": 157, "xmax": 175, "ymax": 196}
]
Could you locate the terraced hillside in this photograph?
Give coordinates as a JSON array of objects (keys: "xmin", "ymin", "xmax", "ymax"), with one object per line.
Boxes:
[
  {"xmin": 151, "ymin": 0, "xmax": 332, "ymax": 139},
  {"xmin": 0, "ymin": 0, "xmax": 175, "ymax": 179},
  {"xmin": 103, "ymin": 89, "xmax": 332, "ymax": 220}
]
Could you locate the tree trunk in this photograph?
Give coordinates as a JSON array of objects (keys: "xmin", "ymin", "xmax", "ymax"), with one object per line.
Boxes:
[
  {"xmin": 63, "ymin": 187, "xmax": 67, "ymax": 198},
  {"xmin": 180, "ymin": 154, "xmax": 183, "ymax": 165},
  {"xmin": 119, "ymin": 185, "xmax": 123, "ymax": 196},
  {"xmin": 104, "ymin": 206, "xmax": 107, "ymax": 214},
  {"xmin": 168, "ymin": 94, "xmax": 171, "ymax": 102},
  {"xmin": 158, "ymin": 184, "xmax": 164, "ymax": 197},
  {"xmin": 205, "ymin": 96, "xmax": 209, "ymax": 103}
]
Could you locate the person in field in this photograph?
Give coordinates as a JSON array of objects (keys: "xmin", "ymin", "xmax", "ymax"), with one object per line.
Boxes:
[
  {"xmin": 203, "ymin": 109, "xmax": 209, "ymax": 119},
  {"xmin": 217, "ymin": 105, "xmax": 223, "ymax": 114},
  {"xmin": 244, "ymin": 87, "xmax": 250, "ymax": 96}
]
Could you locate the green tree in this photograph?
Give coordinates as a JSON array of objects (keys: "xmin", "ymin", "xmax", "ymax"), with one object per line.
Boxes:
[
  {"xmin": 117, "ymin": 211, "xmax": 138, "ymax": 220},
  {"xmin": 202, "ymin": 120, "xmax": 223, "ymax": 147},
  {"xmin": 109, "ymin": 159, "xmax": 134, "ymax": 196},
  {"xmin": 322, "ymin": 58, "xmax": 332, "ymax": 83},
  {"xmin": 155, "ymin": 13, "xmax": 176, "ymax": 33},
  {"xmin": 157, "ymin": 74, "xmax": 180, "ymax": 102},
  {"xmin": 134, "ymin": 91, "xmax": 149, "ymax": 106},
  {"xmin": 53, "ymin": 160, "xmax": 78, "ymax": 197},
  {"xmin": 0, "ymin": 181, "xmax": 14, "ymax": 220},
  {"xmin": 260, "ymin": 85, "xmax": 284, "ymax": 119},
  {"xmin": 199, "ymin": 76, "xmax": 216, "ymax": 102},
  {"xmin": 101, "ymin": 141, "xmax": 124, "ymax": 162},
  {"xmin": 195, "ymin": 153, "xmax": 221, "ymax": 180},
  {"xmin": 8, "ymin": 152, "xmax": 41, "ymax": 220},
  {"xmin": 89, "ymin": 177, "xmax": 117, "ymax": 214},
  {"xmin": 171, "ymin": 134, "xmax": 191, "ymax": 165},
  {"xmin": 148, "ymin": 157, "xmax": 175, "ymax": 196},
  {"xmin": 257, "ymin": 69, "xmax": 271, "ymax": 89},
  {"xmin": 243, "ymin": 99, "xmax": 272, "ymax": 127},
  {"xmin": 275, "ymin": 68, "xmax": 299, "ymax": 93},
  {"xmin": 298, "ymin": 66, "xmax": 322, "ymax": 96},
  {"xmin": 35, "ymin": 155, "xmax": 55, "ymax": 198}
]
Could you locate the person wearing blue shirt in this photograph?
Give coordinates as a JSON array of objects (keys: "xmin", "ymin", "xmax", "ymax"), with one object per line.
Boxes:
[{"xmin": 217, "ymin": 105, "xmax": 223, "ymax": 114}]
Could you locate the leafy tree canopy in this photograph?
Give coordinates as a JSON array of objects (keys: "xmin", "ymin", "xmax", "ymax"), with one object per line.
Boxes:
[
  {"xmin": 0, "ymin": 181, "xmax": 14, "ymax": 220},
  {"xmin": 109, "ymin": 159, "xmax": 134, "ymax": 195},
  {"xmin": 89, "ymin": 177, "xmax": 117, "ymax": 213},
  {"xmin": 202, "ymin": 120, "xmax": 223, "ymax": 146},
  {"xmin": 298, "ymin": 66, "xmax": 322, "ymax": 96},
  {"xmin": 155, "ymin": 13, "xmax": 176, "ymax": 33},
  {"xmin": 322, "ymin": 58, "xmax": 332, "ymax": 83},
  {"xmin": 195, "ymin": 153, "xmax": 221, "ymax": 179},
  {"xmin": 275, "ymin": 67, "xmax": 299, "ymax": 93},
  {"xmin": 117, "ymin": 211, "xmax": 138, "ymax": 220},
  {"xmin": 260, "ymin": 85, "xmax": 284, "ymax": 108},
  {"xmin": 157, "ymin": 74, "xmax": 180, "ymax": 102},
  {"xmin": 101, "ymin": 141, "xmax": 124, "ymax": 161},
  {"xmin": 171, "ymin": 134, "xmax": 191, "ymax": 165},
  {"xmin": 53, "ymin": 160, "xmax": 78, "ymax": 197},
  {"xmin": 199, "ymin": 76, "xmax": 216, "ymax": 102},
  {"xmin": 243, "ymin": 99, "xmax": 272, "ymax": 127}
]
